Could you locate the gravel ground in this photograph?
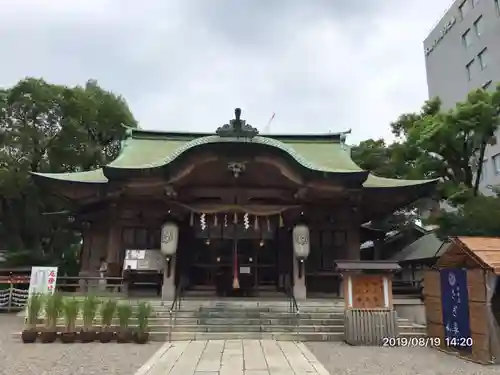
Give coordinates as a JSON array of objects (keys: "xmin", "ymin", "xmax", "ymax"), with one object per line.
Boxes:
[
  {"xmin": 306, "ymin": 342, "xmax": 500, "ymax": 375},
  {"xmin": 0, "ymin": 314, "xmax": 162, "ymax": 375}
]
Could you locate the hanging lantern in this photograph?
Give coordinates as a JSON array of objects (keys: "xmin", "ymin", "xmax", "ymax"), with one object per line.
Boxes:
[
  {"xmin": 160, "ymin": 222, "xmax": 179, "ymax": 257},
  {"xmin": 292, "ymin": 224, "xmax": 310, "ymax": 259}
]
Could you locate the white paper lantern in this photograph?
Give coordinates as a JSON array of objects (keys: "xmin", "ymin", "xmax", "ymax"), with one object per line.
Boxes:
[
  {"xmin": 293, "ymin": 224, "xmax": 310, "ymax": 258},
  {"xmin": 160, "ymin": 222, "xmax": 178, "ymax": 256}
]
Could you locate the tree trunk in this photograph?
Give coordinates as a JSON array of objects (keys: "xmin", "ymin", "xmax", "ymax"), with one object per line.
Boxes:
[{"xmin": 473, "ymin": 140, "xmax": 488, "ymax": 196}]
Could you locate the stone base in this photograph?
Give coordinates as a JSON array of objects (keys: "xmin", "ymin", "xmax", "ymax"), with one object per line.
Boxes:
[
  {"xmin": 161, "ymin": 281, "xmax": 175, "ymax": 301},
  {"xmin": 293, "ymin": 282, "xmax": 307, "ymax": 300}
]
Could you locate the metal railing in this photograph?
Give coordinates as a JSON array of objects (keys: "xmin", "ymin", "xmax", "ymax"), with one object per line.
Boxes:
[
  {"xmin": 284, "ymin": 274, "xmax": 300, "ymax": 339},
  {"xmin": 168, "ymin": 276, "xmax": 187, "ymax": 342}
]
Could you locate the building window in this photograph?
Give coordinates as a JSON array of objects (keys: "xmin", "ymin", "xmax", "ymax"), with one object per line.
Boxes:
[
  {"xmin": 479, "ymin": 48, "xmax": 489, "ymax": 69},
  {"xmin": 493, "ymin": 154, "xmax": 500, "ymax": 174},
  {"xmin": 466, "ymin": 59, "xmax": 475, "ymax": 80},
  {"xmin": 462, "ymin": 29, "xmax": 473, "ymax": 48},
  {"xmin": 474, "ymin": 16, "xmax": 484, "ymax": 36},
  {"xmin": 459, "ymin": 0, "xmax": 472, "ymax": 18}
]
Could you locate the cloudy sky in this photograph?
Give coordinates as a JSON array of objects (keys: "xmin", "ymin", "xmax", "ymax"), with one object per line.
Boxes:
[{"xmin": 1, "ymin": 0, "xmax": 452, "ymax": 143}]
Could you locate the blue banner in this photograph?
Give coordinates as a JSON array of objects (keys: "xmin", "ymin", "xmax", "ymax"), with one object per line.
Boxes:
[{"xmin": 440, "ymin": 268, "xmax": 472, "ymax": 352}]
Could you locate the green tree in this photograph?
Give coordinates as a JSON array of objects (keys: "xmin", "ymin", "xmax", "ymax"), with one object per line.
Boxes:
[
  {"xmin": 352, "ymin": 84, "xmax": 500, "ymax": 236},
  {"xmin": 391, "ymin": 85, "xmax": 500, "ymax": 200},
  {"xmin": 434, "ymin": 195, "xmax": 500, "ymax": 238},
  {"xmin": 0, "ymin": 78, "xmax": 137, "ymax": 269}
]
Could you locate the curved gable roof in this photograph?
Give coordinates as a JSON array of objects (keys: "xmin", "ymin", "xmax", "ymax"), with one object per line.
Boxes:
[{"xmin": 30, "ymin": 128, "xmax": 437, "ymax": 192}]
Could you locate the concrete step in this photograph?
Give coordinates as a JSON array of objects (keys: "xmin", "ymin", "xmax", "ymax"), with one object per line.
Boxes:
[
  {"xmin": 194, "ymin": 312, "xmax": 346, "ymax": 319},
  {"xmin": 150, "ymin": 331, "xmax": 345, "ymax": 341},
  {"xmin": 168, "ymin": 324, "xmax": 344, "ymax": 333}
]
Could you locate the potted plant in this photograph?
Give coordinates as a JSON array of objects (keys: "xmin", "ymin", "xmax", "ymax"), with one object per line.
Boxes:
[
  {"xmin": 40, "ymin": 293, "xmax": 63, "ymax": 343},
  {"xmin": 60, "ymin": 298, "xmax": 79, "ymax": 343},
  {"xmin": 21, "ymin": 294, "xmax": 43, "ymax": 343},
  {"xmin": 116, "ymin": 303, "xmax": 133, "ymax": 343},
  {"xmin": 99, "ymin": 299, "xmax": 117, "ymax": 343},
  {"xmin": 80, "ymin": 295, "xmax": 100, "ymax": 342},
  {"xmin": 133, "ymin": 302, "xmax": 153, "ymax": 344}
]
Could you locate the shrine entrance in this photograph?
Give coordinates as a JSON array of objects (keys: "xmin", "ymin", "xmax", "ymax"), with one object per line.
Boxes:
[{"xmin": 179, "ymin": 213, "xmax": 292, "ymax": 297}]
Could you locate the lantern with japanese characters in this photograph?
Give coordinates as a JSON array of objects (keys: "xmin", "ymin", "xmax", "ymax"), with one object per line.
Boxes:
[
  {"xmin": 160, "ymin": 222, "xmax": 178, "ymax": 257},
  {"xmin": 293, "ymin": 224, "xmax": 310, "ymax": 279},
  {"xmin": 293, "ymin": 224, "xmax": 310, "ymax": 259}
]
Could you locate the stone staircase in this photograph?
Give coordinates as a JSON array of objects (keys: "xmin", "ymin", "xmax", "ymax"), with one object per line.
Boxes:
[{"xmin": 144, "ymin": 298, "xmax": 426, "ymax": 342}]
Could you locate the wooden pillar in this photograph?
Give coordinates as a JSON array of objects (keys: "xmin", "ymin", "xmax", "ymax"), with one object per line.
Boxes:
[
  {"xmin": 346, "ymin": 204, "xmax": 361, "ymax": 260},
  {"xmin": 373, "ymin": 238, "xmax": 382, "ymax": 260},
  {"xmin": 79, "ymin": 226, "xmax": 92, "ymax": 273},
  {"xmin": 346, "ymin": 227, "xmax": 360, "ymax": 260},
  {"xmin": 106, "ymin": 203, "xmax": 123, "ymax": 275}
]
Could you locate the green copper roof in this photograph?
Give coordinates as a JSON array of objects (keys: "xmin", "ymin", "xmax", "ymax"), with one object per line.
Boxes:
[
  {"xmin": 32, "ymin": 169, "xmax": 107, "ymax": 183},
  {"xmin": 106, "ymin": 134, "xmax": 362, "ymax": 173},
  {"xmin": 30, "ymin": 128, "xmax": 437, "ymax": 189}
]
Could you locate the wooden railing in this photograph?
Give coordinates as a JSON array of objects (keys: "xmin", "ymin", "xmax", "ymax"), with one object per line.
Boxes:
[{"xmin": 55, "ymin": 276, "xmax": 126, "ymax": 295}]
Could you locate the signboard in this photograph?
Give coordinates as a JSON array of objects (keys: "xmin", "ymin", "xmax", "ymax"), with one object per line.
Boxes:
[
  {"xmin": 440, "ymin": 268, "xmax": 472, "ymax": 352},
  {"xmin": 124, "ymin": 249, "xmax": 163, "ymax": 271},
  {"xmin": 240, "ymin": 267, "xmax": 251, "ymax": 274},
  {"xmin": 28, "ymin": 266, "xmax": 58, "ymax": 297},
  {"xmin": 425, "ymin": 17, "xmax": 456, "ymax": 56}
]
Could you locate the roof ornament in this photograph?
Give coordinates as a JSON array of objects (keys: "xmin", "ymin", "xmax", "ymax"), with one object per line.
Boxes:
[
  {"xmin": 216, "ymin": 108, "xmax": 259, "ymax": 138},
  {"xmin": 339, "ymin": 129, "xmax": 351, "ymax": 150},
  {"xmin": 120, "ymin": 124, "xmax": 134, "ymax": 151}
]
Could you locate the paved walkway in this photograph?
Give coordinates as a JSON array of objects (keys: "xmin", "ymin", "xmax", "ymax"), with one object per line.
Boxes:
[{"xmin": 135, "ymin": 340, "xmax": 329, "ymax": 375}]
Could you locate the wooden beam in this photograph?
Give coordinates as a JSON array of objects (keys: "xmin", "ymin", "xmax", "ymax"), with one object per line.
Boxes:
[{"xmin": 178, "ymin": 187, "xmax": 295, "ymax": 199}]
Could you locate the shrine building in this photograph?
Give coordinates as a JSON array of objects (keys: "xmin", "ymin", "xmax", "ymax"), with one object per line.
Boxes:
[{"xmin": 31, "ymin": 108, "xmax": 437, "ymax": 300}]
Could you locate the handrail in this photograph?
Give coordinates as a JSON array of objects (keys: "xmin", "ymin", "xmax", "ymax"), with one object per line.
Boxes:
[
  {"xmin": 284, "ymin": 274, "xmax": 300, "ymax": 339},
  {"xmin": 284, "ymin": 274, "xmax": 299, "ymax": 314},
  {"xmin": 168, "ymin": 276, "xmax": 187, "ymax": 342}
]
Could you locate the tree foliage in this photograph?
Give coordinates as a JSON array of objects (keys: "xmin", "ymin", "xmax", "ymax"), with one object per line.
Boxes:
[
  {"xmin": 0, "ymin": 78, "xmax": 137, "ymax": 270},
  {"xmin": 434, "ymin": 195, "xmax": 500, "ymax": 238},
  {"xmin": 352, "ymin": 83, "xmax": 500, "ymax": 236}
]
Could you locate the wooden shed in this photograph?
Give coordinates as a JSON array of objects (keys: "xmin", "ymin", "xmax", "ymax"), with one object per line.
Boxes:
[{"xmin": 424, "ymin": 236, "xmax": 500, "ymax": 364}]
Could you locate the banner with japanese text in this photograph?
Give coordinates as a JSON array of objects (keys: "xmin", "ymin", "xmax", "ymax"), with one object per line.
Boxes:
[
  {"xmin": 28, "ymin": 266, "xmax": 58, "ymax": 297},
  {"xmin": 440, "ymin": 268, "xmax": 472, "ymax": 352}
]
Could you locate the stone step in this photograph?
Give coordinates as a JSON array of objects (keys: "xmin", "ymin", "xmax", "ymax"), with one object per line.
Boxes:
[
  {"xmin": 151, "ymin": 331, "xmax": 345, "ymax": 341},
  {"xmin": 168, "ymin": 324, "xmax": 344, "ymax": 333},
  {"xmin": 195, "ymin": 312, "xmax": 346, "ymax": 319},
  {"xmin": 52, "ymin": 316, "xmax": 414, "ymax": 326}
]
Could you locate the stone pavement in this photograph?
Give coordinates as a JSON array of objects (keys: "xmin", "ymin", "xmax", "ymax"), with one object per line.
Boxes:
[{"xmin": 134, "ymin": 340, "xmax": 330, "ymax": 375}]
